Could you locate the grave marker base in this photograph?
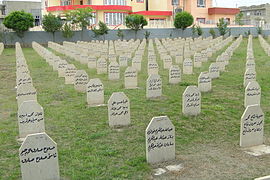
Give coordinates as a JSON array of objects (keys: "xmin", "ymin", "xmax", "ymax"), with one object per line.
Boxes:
[{"xmin": 243, "ymin": 145, "xmax": 270, "ymax": 156}]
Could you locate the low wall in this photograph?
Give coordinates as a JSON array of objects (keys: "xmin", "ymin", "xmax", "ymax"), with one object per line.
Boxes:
[{"xmin": 1, "ymin": 27, "xmax": 269, "ymax": 46}]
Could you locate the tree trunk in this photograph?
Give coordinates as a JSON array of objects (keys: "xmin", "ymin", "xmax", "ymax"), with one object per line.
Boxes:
[{"xmin": 52, "ymin": 32, "xmax": 55, "ymax": 42}]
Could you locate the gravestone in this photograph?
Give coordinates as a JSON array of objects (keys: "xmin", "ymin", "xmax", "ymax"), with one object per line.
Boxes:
[
  {"xmin": 17, "ymin": 74, "xmax": 33, "ymax": 87},
  {"xmin": 124, "ymin": 67, "xmax": 137, "ymax": 89},
  {"xmin": 97, "ymin": 58, "xmax": 107, "ymax": 74},
  {"xmin": 119, "ymin": 55, "xmax": 128, "ymax": 67},
  {"xmin": 17, "ymin": 84, "xmax": 37, "ymax": 108},
  {"xmin": 163, "ymin": 55, "xmax": 173, "ymax": 69},
  {"xmin": 19, "ymin": 133, "xmax": 60, "ymax": 180},
  {"xmin": 108, "ymin": 61, "xmax": 120, "ymax": 80},
  {"xmin": 57, "ymin": 61, "xmax": 68, "ymax": 78},
  {"xmin": 86, "ymin": 78, "xmax": 104, "ymax": 106},
  {"xmin": 244, "ymin": 68, "xmax": 256, "ymax": 87},
  {"xmin": 246, "ymin": 60, "xmax": 255, "ymax": 71},
  {"xmin": 193, "ymin": 53, "xmax": 202, "ymax": 68},
  {"xmin": 209, "ymin": 63, "xmax": 220, "ymax": 79},
  {"xmin": 169, "ymin": 65, "xmax": 181, "ymax": 84},
  {"xmin": 240, "ymin": 105, "xmax": 264, "ymax": 147},
  {"xmin": 146, "ymin": 74, "xmax": 162, "ymax": 98},
  {"xmin": 182, "ymin": 86, "xmax": 201, "ymax": 116},
  {"xmin": 175, "ymin": 53, "xmax": 183, "ymax": 64},
  {"xmin": 65, "ymin": 64, "xmax": 77, "ymax": 84},
  {"xmin": 148, "ymin": 62, "xmax": 159, "ymax": 75},
  {"xmin": 108, "ymin": 92, "xmax": 130, "ymax": 127},
  {"xmin": 74, "ymin": 70, "xmax": 89, "ymax": 92},
  {"xmin": 88, "ymin": 56, "xmax": 96, "ymax": 69},
  {"xmin": 132, "ymin": 57, "xmax": 142, "ymax": 71},
  {"xmin": 18, "ymin": 100, "xmax": 45, "ymax": 139},
  {"xmin": 198, "ymin": 72, "xmax": 211, "ymax": 92},
  {"xmin": 146, "ymin": 116, "xmax": 175, "ymax": 164},
  {"xmin": 245, "ymin": 81, "xmax": 261, "ymax": 107},
  {"xmin": 183, "ymin": 58, "xmax": 193, "ymax": 75}
]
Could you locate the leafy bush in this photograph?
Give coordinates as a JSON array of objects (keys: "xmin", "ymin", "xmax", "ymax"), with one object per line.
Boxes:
[
  {"xmin": 144, "ymin": 30, "xmax": 151, "ymax": 40},
  {"xmin": 217, "ymin": 18, "xmax": 228, "ymax": 36},
  {"xmin": 196, "ymin": 25, "xmax": 203, "ymax": 36},
  {"xmin": 42, "ymin": 13, "xmax": 62, "ymax": 42},
  {"xmin": 125, "ymin": 14, "xmax": 147, "ymax": 39},
  {"xmin": 3, "ymin": 10, "xmax": 34, "ymax": 38},
  {"xmin": 92, "ymin": 21, "xmax": 109, "ymax": 41},
  {"xmin": 257, "ymin": 27, "xmax": 262, "ymax": 35},
  {"xmin": 62, "ymin": 23, "xmax": 74, "ymax": 39},
  {"xmin": 209, "ymin": 28, "xmax": 216, "ymax": 38},
  {"xmin": 117, "ymin": 28, "xmax": 124, "ymax": 40},
  {"xmin": 174, "ymin": 11, "xmax": 194, "ymax": 30}
]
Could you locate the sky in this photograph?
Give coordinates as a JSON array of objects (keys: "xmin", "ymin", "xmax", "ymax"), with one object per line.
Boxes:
[{"xmin": 214, "ymin": 0, "xmax": 270, "ymax": 8}]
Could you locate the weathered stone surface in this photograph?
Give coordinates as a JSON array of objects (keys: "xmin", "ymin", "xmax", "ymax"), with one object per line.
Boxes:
[
  {"xmin": 146, "ymin": 74, "xmax": 162, "ymax": 98},
  {"xmin": 245, "ymin": 81, "xmax": 261, "ymax": 107},
  {"xmin": 17, "ymin": 84, "xmax": 37, "ymax": 108},
  {"xmin": 86, "ymin": 78, "xmax": 104, "ymax": 106},
  {"xmin": 74, "ymin": 70, "xmax": 89, "ymax": 92},
  {"xmin": 124, "ymin": 67, "xmax": 137, "ymax": 89},
  {"xmin": 198, "ymin": 72, "xmax": 211, "ymax": 92},
  {"xmin": 146, "ymin": 116, "xmax": 175, "ymax": 164},
  {"xmin": 65, "ymin": 64, "xmax": 77, "ymax": 84},
  {"xmin": 97, "ymin": 58, "xmax": 107, "ymax": 74},
  {"xmin": 182, "ymin": 86, "xmax": 201, "ymax": 116},
  {"xmin": 169, "ymin": 65, "xmax": 181, "ymax": 84},
  {"xmin": 209, "ymin": 63, "xmax": 220, "ymax": 79},
  {"xmin": 244, "ymin": 68, "xmax": 256, "ymax": 87},
  {"xmin": 108, "ymin": 61, "xmax": 120, "ymax": 80},
  {"xmin": 183, "ymin": 58, "xmax": 193, "ymax": 75}
]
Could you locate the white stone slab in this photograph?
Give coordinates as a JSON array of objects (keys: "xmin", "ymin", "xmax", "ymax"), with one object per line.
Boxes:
[
  {"xmin": 65, "ymin": 64, "xmax": 77, "ymax": 84},
  {"xmin": 19, "ymin": 133, "xmax": 60, "ymax": 180},
  {"xmin": 146, "ymin": 116, "xmax": 175, "ymax": 164},
  {"xmin": 17, "ymin": 84, "xmax": 37, "ymax": 108},
  {"xmin": 132, "ymin": 56, "xmax": 142, "ymax": 72},
  {"xmin": 182, "ymin": 86, "xmax": 201, "ymax": 116},
  {"xmin": 119, "ymin": 55, "xmax": 128, "ymax": 67},
  {"xmin": 169, "ymin": 65, "xmax": 181, "ymax": 84},
  {"xmin": 108, "ymin": 61, "xmax": 120, "ymax": 80},
  {"xmin": 86, "ymin": 78, "xmax": 104, "ymax": 106},
  {"xmin": 245, "ymin": 81, "xmax": 261, "ymax": 107},
  {"xmin": 74, "ymin": 70, "xmax": 89, "ymax": 92},
  {"xmin": 57, "ymin": 60, "xmax": 67, "ymax": 78},
  {"xmin": 183, "ymin": 58, "xmax": 193, "ymax": 75},
  {"xmin": 124, "ymin": 67, "xmax": 138, "ymax": 89},
  {"xmin": 148, "ymin": 62, "xmax": 159, "ymax": 75},
  {"xmin": 244, "ymin": 68, "xmax": 256, "ymax": 87},
  {"xmin": 108, "ymin": 92, "xmax": 130, "ymax": 127},
  {"xmin": 88, "ymin": 56, "xmax": 96, "ymax": 69},
  {"xmin": 198, "ymin": 72, "xmax": 211, "ymax": 92},
  {"xmin": 240, "ymin": 105, "xmax": 264, "ymax": 147},
  {"xmin": 255, "ymin": 174, "xmax": 270, "ymax": 180},
  {"xmin": 193, "ymin": 53, "xmax": 202, "ymax": 68},
  {"xmin": 146, "ymin": 74, "xmax": 162, "ymax": 98},
  {"xmin": 209, "ymin": 63, "xmax": 220, "ymax": 79},
  {"xmin": 163, "ymin": 55, "xmax": 173, "ymax": 69},
  {"xmin": 97, "ymin": 58, "xmax": 107, "ymax": 74},
  {"xmin": 244, "ymin": 145, "xmax": 270, "ymax": 157}
]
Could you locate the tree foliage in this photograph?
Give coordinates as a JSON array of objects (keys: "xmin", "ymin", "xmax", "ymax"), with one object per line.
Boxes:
[
  {"xmin": 3, "ymin": 10, "xmax": 34, "ymax": 38},
  {"xmin": 209, "ymin": 28, "xmax": 216, "ymax": 38},
  {"xmin": 235, "ymin": 12, "xmax": 244, "ymax": 26},
  {"xmin": 217, "ymin": 18, "xmax": 229, "ymax": 36},
  {"xmin": 65, "ymin": 7, "xmax": 93, "ymax": 30},
  {"xmin": 42, "ymin": 13, "xmax": 62, "ymax": 41},
  {"xmin": 125, "ymin": 14, "xmax": 147, "ymax": 32},
  {"xmin": 92, "ymin": 21, "xmax": 109, "ymax": 41},
  {"xmin": 117, "ymin": 28, "xmax": 124, "ymax": 40},
  {"xmin": 62, "ymin": 23, "xmax": 74, "ymax": 39},
  {"xmin": 196, "ymin": 25, "xmax": 203, "ymax": 36},
  {"xmin": 174, "ymin": 11, "xmax": 194, "ymax": 30}
]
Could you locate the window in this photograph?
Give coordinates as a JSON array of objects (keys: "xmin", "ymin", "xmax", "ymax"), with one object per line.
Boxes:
[
  {"xmin": 197, "ymin": 0, "xmax": 205, "ymax": 8},
  {"xmin": 104, "ymin": 13, "xmax": 126, "ymax": 26},
  {"xmin": 87, "ymin": 0, "xmax": 91, "ymax": 4},
  {"xmin": 60, "ymin": 0, "xmax": 71, "ymax": 6},
  {"xmin": 104, "ymin": 0, "xmax": 126, "ymax": 5},
  {"xmin": 254, "ymin": 10, "xmax": 261, "ymax": 16},
  {"xmin": 196, "ymin": 18, "xmax": 205, "ymax": 24},
  {"xmin": 89, "ymin": 12, "xmax": 96, "ymax": 25},
  {"xmin": 136, "ymin": 0, "xmax": 144, "ymax": 3},
  {"xmin": 172, "ymin": 0, "xmax": 179, "ymax": 5}
]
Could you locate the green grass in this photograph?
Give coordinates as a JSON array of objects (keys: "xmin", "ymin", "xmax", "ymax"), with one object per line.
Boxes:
[{"xmin": 0, "ymin": 38, "xmax": 270, "ymax": 180}]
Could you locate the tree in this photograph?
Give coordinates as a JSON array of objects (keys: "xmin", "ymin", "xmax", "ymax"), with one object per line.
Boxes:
[
  {"xmin": 92, "ymin": 21, "xmax": 109, "ymax": 41},
  {"xmin": 235, "ymin": 12, "xmax": 244, "ymax": 26},
  {"xmin": 174, "ymin": 11, "xmax": 194, "ymax": 30},
  {"xmin": 42, "ymin": 13, "xmax": 62, "ymax": 42},
  {"xmin": 191, "ymin": 24, "xmax": 196, "ymax": 37},
  {"xmin": 65, "ymin": 7, "xmax": 93, "ymax": 40},
  {"xmin": 3, "ymin": 10, "xmax": 34, "ymax": 38},
  {"xmin": 196, "ymin": 25, "xmax": 203, "ymax": 36},
  {"xmin": 144, "ymin": 30, "xmax": 151, "ymax": 41},
  {"xmin": 125, "ymin": 14, "xmax": 147, "ymax": 39},
  {"xmin": 217, "ymin": 18, "xmax": 229, "ymax": 36},
  {"xmin": 62, "ymin": 23, "xmax": 74, "ymax": 39},
  {"xmin": 117, "ymin": 28, "xmax": 124, "ymax": 41}
]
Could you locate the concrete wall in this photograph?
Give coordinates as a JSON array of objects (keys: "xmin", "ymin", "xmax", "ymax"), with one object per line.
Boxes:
[{"xmin": 1, "ymin": 27, "xmax": 269, "ymax": 46}]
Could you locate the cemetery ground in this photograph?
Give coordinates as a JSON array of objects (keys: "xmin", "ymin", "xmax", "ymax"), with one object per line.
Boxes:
[{"xmin": 1, "ymin": 38, "xmax": 270, "ymax": 180}]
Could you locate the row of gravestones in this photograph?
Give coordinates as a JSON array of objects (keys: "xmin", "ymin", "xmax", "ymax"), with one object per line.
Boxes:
[
  {"xmin": 15, "ymin": 42, "xmax": 60, "ymax": 180},
  {"xmin": 241, "ymin": 35, "xmax": 264, "ymax": 148},
  {"xmin": 0, "ymin": 42, "xmax": 3, "ymax": 55},
  {"xmin": 258, "ymin": 35, "xmax": 270, "ymax": 56}
]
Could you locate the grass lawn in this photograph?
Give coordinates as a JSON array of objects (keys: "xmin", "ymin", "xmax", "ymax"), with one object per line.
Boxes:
[{"xmin": 0, "ymin": 38, "xmax": 270, "ymax": 180}]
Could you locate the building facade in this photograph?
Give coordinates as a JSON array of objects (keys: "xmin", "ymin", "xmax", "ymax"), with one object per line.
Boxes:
[
  {"xmin": 44, "ymin": 0, "xmax": 239, "ymax": 29},
  {"xmin": 240, "ymin": 3, "xmax": 270, "ymax": 27}
]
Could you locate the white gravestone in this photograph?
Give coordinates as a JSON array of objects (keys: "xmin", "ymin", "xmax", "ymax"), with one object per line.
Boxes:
[
  {"xmin": 244, "ymin": 68, "xmax": 256, "ymax": 87},
  {"xmin": 163, "ymin": 55, "xmax": 173, "ymax": 69},
  {"xmin": 86, "ymin": 78, "xmax": 104, "ymax": 106},
  {"xmin": 175, "ymin": 53, "xmax": 183, "ymax": 64},
  {"xmin": 17, "ymin": 84, "xmax": 37, "ymax": 108},
  {"xmin": 18, "ymin": 100, "xmax": 45, "ymax": 139},
  {"xmin": 74, "ymin": 70, "xmax": 89, "ymax": 92},
  {"xmin": 193, "ymin": 53, "xmax": 202, "ymax": 68},
  {"xmin": 169, "ymin": 65, "xmax": 181, "ymax": 84},
  {"xmin": 148, "ymin": 62, "xmax": 159, "ymax": 75},
  {"xmin": 19, "ymin": 133, "xmax": 60, "ymax": 180},
  {"xmin": 97, "ymin": 58, "xmax": 107, "ymax": 74},
  {"xmin": 245, "ymin": 81, "xmax": 261, "ymax": 107},
  {"xmin": 88, "ymin": 56, "xmax": 96, "ymax": 69},
  {"xmin": 183, "ymin": 58, "xmax": 193, "ymax": 75},
  {"xmin": 198, "ymin": 72, "xmax": 211, "ymax": 92},
  {"xmin": 65, "ymin": 64, "xmax": 77, "ymax": 84},
  {"xmin": 182, "ymin": 86, "xmax": 201, "ymax": 116},
  {"xmin": 108, "ymin": 61, "xmax": 120, "ymax": 80},
  {"xmin": 240, "ymin": 105, "xmax": 264, "ymax": 147},
  {"xmin": 209, "ymin": 63, "xmax": 220, "ymax": 79},
  {"xmin": 57, "ymin": 61, "xmax": 67, "ymax": 78},
  {"xmin": 124, "ymin": 67, "xmax": 138, "ymax": 89},
  {"xmin": 17, "ymin": 74, "xmax": 33, "ymax": 87},
  {"xmin": 146, "ymin": 74, "xmax": 162, "ymax": 98},
  {"xmin": 246, "ymin": 60, "xmax": 255, "ymax": 71},
  {"xmin": 146, "ymin": 116, "xmax": 175, "ymax": 164},
  {"xmin": 108, "ymin": 92, "xmax": 130, "ymax": 127},
  {"xmin": 119, "ymin": 55, "xmax": 128, "ymax": 67},
  {"xmin": 132, "ymin": 57, "xmax": 142, "ymax": 72}
]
